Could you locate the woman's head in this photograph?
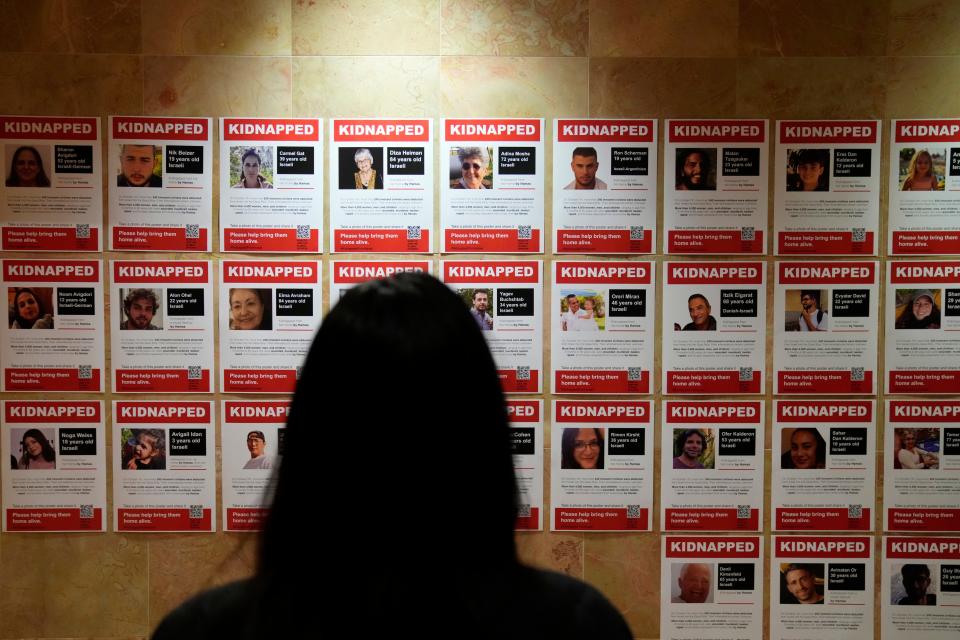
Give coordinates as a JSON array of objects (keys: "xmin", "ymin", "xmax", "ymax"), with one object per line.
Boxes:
[
  {"xmin": 20, "ymin": 428, "xmax": 55, "ymax": 463},
  {"xmin": 457, "ymin": 147, "xmax": 490, "ymax": 189},
  {"xmin": 561, "ymin": 427, "xmax": 604, "ymax": 470},
  {"xmin": 583, "ymin": 297, "xmax": 595, "ymax": 312},
  {"xmin": 12, "ymin": 288, "xmax": 44, "ymax": 325},
  {"xmin": 896, "ymin": 289, "xmax": 941, "ymax": 328},
  {"xmin": 354, "ymin": 148, "xmax": 374, "ymax": 171},
  {"xmin": 229, "ymin": 288, "xmax": 271, "ymax": 330},
  {"xmin": 908, "ymin": 149, "xmax": 934, "ymax": 179},
  {"xmin": 898, "ymin": 428, "xmax": 917, "ymax": 450},
  {"xmin": 241, "ymin": 148, "xmax": 263, "ymax": 185},
  {"xmin": 676, "ymin": 429, "xmax": 706, "ymax": 461},
  {"xmin": 787, "ymin": 428, "xmax": 826, "ymax": 469},
  {"xmin": 6, "ymin": 146, "xmax": 50, "ymax": 187}
]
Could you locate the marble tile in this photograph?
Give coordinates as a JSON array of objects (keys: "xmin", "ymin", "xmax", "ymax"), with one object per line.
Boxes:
[
  {"xmin": 0, "ymin": 534, "xmax": 148, "ymax": 637},
  {"xmin": 589, "ymin": 0, "xmax": 737, "ymax": 58},
  {"xmin": 888, "ymin": 0, "xmax": 957, "ymax": 55},
  {"xmin": 293, "ymin": 56, "xmax": 440, "ymax": 118},
  {"xmin": 440, "ymin": 57, "xmax": 587, "ymax": 120},
  {"xmin": 738, "ymin": 0, "xmax": 889, "ymax": 57},
  {"xmin": 142, "ymin": 0, "xmax": 291, "ymax": 55},
  {"xmin": 583, "ymin": 533, "xmax": 660, "ymax": 638},
  {"xmin": 442, "ymin": 0, "xmax": 587, "ymax": 57},
  {"xmin": 590, "ymin": 57, "xmax": 736, "ymax": 118},
  {"xmin": 885, "ymin": 56, "xmax": 960, "ymax": 118},
  {"xmin": 148, "ymin": 533, "xmax": 258, "ymax": 628},
  {"xmin": 0, "ymin": 54, "xmax": 142, "ymax": 115},
  {"xmin": 294, "ymin": 0, "xmax": 440, "ymax": 55},
  {"xmin": 0, "ymin": 0, "xmax": 141, "ymax": 54},
  {"xmin": 516, "ymin": 531, "xmax": 585, "ymax": 577},
  {"xmin": 143, "ymin": 56, "xmax": 292, "ymax": 116},
  {"xmin": 737, "ymin": 57, "xmax": 887, "ymax": 120}
]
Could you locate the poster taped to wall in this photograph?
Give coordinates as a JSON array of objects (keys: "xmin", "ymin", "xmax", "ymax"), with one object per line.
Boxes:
[
  {"xmin": 219, "ymin": 260, "xmax": 321, "ymax": 394},
  {"xmin": 508, "ymin": 399, "xmax": 542, "ymax": 531},
  {"xmin": 772, "ymin": 400, "xmax": 875, "ymax": 531},
  {"xmin": 552, "ymin": 119, "xmax": 656, "ymax": 253},
  {"xmin": 774, "ymin": 120, "xmax": 880, "ymax": 255},
  {"xmin": 110, "ymin": 260, "xmax": 213, "ymax": 393},
  {"xmin": 330, "ymin": 259, "xmax": 432, "ymax": 304},
  {"xmin": 663, "ymin": 119, "xmax": 767, "ymax": 254},
  {"xmin": 113, "ymin": 401, "xmax": 215, "ymax": 532},
  {"xmin": 440, "ymin": 118, "xmax": 543, "ymax": 253},
  {"xmin": 441, "ymin": 260, "xmax": 542, "ymax": 393},
  {"xmin": 330, "ymin": 118, "xmax": 433, "ymax": 252},
  {"xmin": 2, "ymin": 401, "xmax": 105, "ymax": 532},
  {"xmin": 108, "ymin": 116, "xmax": 212, "ymax": 251},
  {"xmin": 219, "ymin": 117, "xmax": 322, "ymax": 252},
  {"xmin": 0, "ymin": 115, "xmax": 102, "ymax": 251},
  {"xmin": 661, "ymin": 536, "xmax": 763, "ymax": 640},
  {"xmin": 661, "ymin": 400, "xmax": 763, "ymax": 532},
  {"xmin": 662, "ymin": 261, "xmax": 765, "ymax": 394},
  {"xmin": 551, "ymin": 260, "xmax": 654, "ymax": 394},
  {"xmin": 551, "ymin": 400, "xmax": 653, "ymax": 531},
  {"xmin": 222, "ymin": 400, "xmax": 288, "ymax": 532},
  {"xmin": 882, "ymin": 536, "xmax": 960, "ymax": 639},
  {"xmin": 770, "ymin": 536, "xmax": 874, "ymax": 640},
  {"xmin": 774, "ymin": 261, "xmax": 878, "ymax": 394},
  {"xmin": 1, "ymin": 259, "xmax": 104, "ymax": 392}
]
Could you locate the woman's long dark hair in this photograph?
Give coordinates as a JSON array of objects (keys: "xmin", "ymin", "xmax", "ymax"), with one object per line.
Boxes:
[
  {"xmin": 19, "ymin": 428, "xmax": 56, "ymax": 466},
  {"xmin": 6, "ymin": 146, "xmax": 51, "ymax": 187},
  {"xmin": 780, "ymin": 427, "xmax": 827, "ymax": 469},
  {"xmin": 560, "ymin": 427, "xmax": 605, "ymax": 469},
  {"xmin": 10, "ymin": 288, "xmax": 47, "ymax": 327},
  {"xmin": 895, "ymin": 293, "xmax": 941, "ymax": 329}
]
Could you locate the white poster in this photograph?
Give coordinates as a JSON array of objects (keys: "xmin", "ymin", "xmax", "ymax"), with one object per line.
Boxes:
[
  {"xmin": 552, "ymin": 119, "xmax": 656, "ymax": 254},
  {"xmin": 661, "ymin": 400, "xmax": 763, "ymax": 532},
  {"xmin": 221, "ymin": 400, "xmax": 287, "ymax": 532},
  {"xmin": 772, "ymin": 400, "xmax": 875, "ymax": 532},
  {"xmin": 330, "ymin": 259, "xmax": 432, "ymax": 304},
  {"xmin": 219, "ymin": 260, "xmax": 321, "ymax": 394},
  {"xmin": 330, "ymin": 118, "xmax": 433, "ymax": 253},
  {"xmin": 1, "ymin": 259, "xmax": 104, "ymax": 392},
  {"xmin": 884, "ymin": 400, "xmax": 960, "ymax": 532},
  {"xmin": 771, "ymin": 536, "xmax": 874, "ymax": 640},
  {"xmin": 508, "ymin": 399, "xmax": 542, "ymax": 531},
  {"xmin": 774, "ymin": 261, "xmax": 879, "ymax": 394},
  {"xmin": 662, "ymin": 261, "xmax": 765, "ymax": 394},
  {"xmin": 441, "ymin": 260, "xmax": 542, "ymax": 394},
  {"xmin": 440, "ymin": 118, "xmax": 543, "ymax": 253},
  {"xmin": 886, "ymin": 261, "xmax": 960, "ymax": 394},
  {"xmin": 551, "ymin": 400, "xmax": 652, "ymax": 531},
  {"xmin": 664, "ymin": 119, "xmax": 768, "ymax": 254},
  {"xmin": 774, "ymin": 120, "xmax": 880, "ymax": 255},
  {"xmin": 661, "ymin": 536, "xmax": 763, "ymax": 640},
  {"xmin": 882, "ymin": 537, "xmax": 960, "ymax": 639},
  {"xmin": 108, "ymin": 116, "xmax": 212, "ymax": 251},
  {"xmin": 889, "ymin": 119, "xmax": 960, "ymax": 255},
  {"xmin": 1, "ymin": 115, "xmax": 102, "ymax": 251},
  {"xmin": 551, "ymin": 260, "xmax": 653, "ymax": 394},
  {"xmin": 2, "ymin": 401, "xmax": 105, "ymax": 532},
  {"xmin": 110, "ymin": 260, "xmax": 213, "ymax": 393},
  {"xmin": 219, "ymin": 117, "xmax": 322, "ymax": 252}
]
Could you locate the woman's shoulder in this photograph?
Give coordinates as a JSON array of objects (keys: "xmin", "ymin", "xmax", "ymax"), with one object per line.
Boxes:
[{"xmin": 151, "ymin": 578, "xmax": 259, "ymax": 640}]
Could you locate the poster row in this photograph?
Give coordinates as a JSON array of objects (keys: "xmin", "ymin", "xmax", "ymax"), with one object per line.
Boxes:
[
  {"xmin": 5, "ymin": 399, "xmax": 960, "ymax": 536},
  {"xmin": 6, "ymin": 258, "xmax": 960, "ymax": 395},
  {"xmin": 5, "ymin": 115, "xmax": 960, "ymax": 255}
]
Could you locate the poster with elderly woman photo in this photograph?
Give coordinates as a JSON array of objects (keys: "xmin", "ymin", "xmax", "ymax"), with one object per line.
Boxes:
[
  {"xmin": 329, "ymin": 118, "xmax": 433, "ymax": 253},
  {"xmin": 441, "ymin": 118, "xmax": 544, "ymax": 253},
  {"xmin": 1, "ymin": 115, "xmax": 103, "ymax": 251}
]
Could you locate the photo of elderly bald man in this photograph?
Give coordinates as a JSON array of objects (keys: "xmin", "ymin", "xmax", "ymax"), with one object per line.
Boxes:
[{"xmin": 671, "ymin": 563, "xmax": 713, "ymax": 603}]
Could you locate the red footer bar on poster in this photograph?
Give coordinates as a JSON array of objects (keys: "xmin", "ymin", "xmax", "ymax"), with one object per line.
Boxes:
[
  {"xmin": 2, "ymin": 226, "xmax": 99, "ymax": 251},
  {"xmin": 117, "ymin": 508, "xmax": 212, "ymax": 531},
  {"xmin": 4, "ymin": 368, "xmax": 101, "ymax": 392},
  {"xmin": 498, "ymin": 369, "xmax": 539, "ymax": 393},
  {"xmin": 666, "ymin": 371, "xmax": 761, "ymax": 394},
  {"xmin": 445, "ymin": 228, "xmax": 540, "ymax": 252},
  {"xmin": 556, "ymin": 230, "xmax": 651, "ymax": 253},
  {"xmin": 112, "ymin": 226, "xmax": 208, "ymax": 251},
  {"xmin": 555, "ymin": 370, "xmax": 649, "ymax": 394},
  {"xmin": 6, "ymin": 508, "xmax": 103, "ymax": 531},
  {"xmin": 223, "ymin": 369, "xmax": 297, "ymax": 393},
  {"xmin": 334, "ymin": 228, "xmax": 430, "ymax": 252},
  {"xmin": 892, "ymin": 231, "xmax": 960, "ymax": 254},
  {"xmin": 665, "ymin": 508, "xmax": 760, "ymax": 531},
  {"xmin": 668, "ymin": 229, "xmax": 764, "ymax": 254},
  {"xmin": 777, "ymin": 370, "xmax": 873, "ymax": 394},
  {"xmin": 226, "ymin": 508, "xmax": 269, "ymax": 531},
  {"xmin": 888, "ymin": 509, "xmax": 960, "ymax": 531},
  {"xmin": 515, "ymin": 507, "xmax": 540, "ymax": 531},
  {"xmin": 778, "ymin": 231, "xmax": 874, "ymax": 255},
  {"xmin": 776, "ymin": 507, "xmax": 870, "ymax": 531},
  {"xmin": 224, "ymin": 228, "xmax": 319, "ymax": 252},
  {"xmin": 889, "ymin": 370, "xmax": 960, "ymax": 394},
  {"xmin": 115, "ymin": 369, "xmax": 211, "ymax": 393},
  {"xmin": 554, "ymin": 507, "xmax": 648, "ymax": 531}
]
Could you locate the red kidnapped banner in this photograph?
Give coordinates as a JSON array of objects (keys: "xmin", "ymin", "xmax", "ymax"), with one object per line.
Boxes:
[
  {"xmin": 223, "ymin": 118, "xmax": 319, "ymax": 141},
  {"xmin": 112, "ymin": 116, "xmax": 208, "ymax": 141},
  {"xmin": 334, "ymin": 119, "xmax": 430, "ymax": 142},
  {"xmin": 779, "ymin": 121, "xmax": 878, "ymax": 143},
  {"xmin": 445, "ymin": 119, "xmax": 541, "ymax": 142},
  {"xmin": 556, "ymin": 119, "xmax": 653, "ymax": 142},
  {"xmin": 1, "ymin": 116, "xmax": 98, "ymax": 140}
]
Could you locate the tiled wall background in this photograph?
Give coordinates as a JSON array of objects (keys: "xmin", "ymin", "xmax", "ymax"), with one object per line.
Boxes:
[{"xmin": 0, "ymin": 1, "xmax": 956, "ymax": 638}]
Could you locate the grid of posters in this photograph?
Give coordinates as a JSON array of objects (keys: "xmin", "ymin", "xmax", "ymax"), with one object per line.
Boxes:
[
  {"xmin": 774, "ymin": 261, "xmax": 878, "ymax": 394},
  {"xmin": 219, "ymin": 118, "xmax": 322, "ymax": 252},
  {"xmin": 884, "ymin": 400, "xmax": 960, "ymax": 532},
  {"xmin": 550, "ymin": 400, "xmax": 652, "ymax": 531},
  {"xmin": 508, "ymin": 399, "xmax": 542, "ymax": 531},
  {"xmin": 330, "ymin": 118, "xmax": 433, "ymax": 252},
  {"xmin": 2, "ymin": 401, "xmax": 105, "ymax": 532},
  {"xmin": 441, "ymin": 260, "xmax": 542, "ymax": 393},
  {"xmin": 661, "ymin": 401, "xmax": 763, "ymax": 532},
  {"xmin": 882, "ymin": 537, "xmax": 960, "ymax": 639},
  {"xmin": 773, "ymin": 400, "xmax": 875, "ymax": 531},
  {"xmin": 886, "ymin": 261, "xmax": 960, "ymax": 394},
  {"xmin": 440, "ymin": 118, "xmax": 543, "ymax": 253},
  {"xmin": 110, "ymin": 260, "xmax": 213, "ymax": 393},
  {"xmin": 771, "ymin": 536, "xmax": 874, "ymax": 640},
  {"xmin": 1, "ymin": 115, "xmax": 102, "ymax": 251},
  {"xmin": 1, "ymin": 259, "xmax": 104, "ymax": 392},
  {"xmin": 219, "ymin": 260, "xmax": 321, "ymax": 394},
  {"xmin": 552, "ymin": 119, "xmax": 656, "ymax": 254},
  {"xmin": 108, "ymin": 116, "xmax": 212, "ymax": 251},
  {"xmin": 661, "ymin": 536, "xmax": 763, "ymax": 640},
  {"xmin": 889, "ymin": 119, "xmax": 960, "ymax": 255},
  {"xmin": 662, "ymin": 261, "xmax": 765, "ymax": 394},
  {"xmin": 664, "ymin": 119, "xmax": 767, "ymax": 254},
  {"xmin": 113, "ymin": 401, "xmax": 215, "ymax": 532},
  {"xmin": 551, "ymin": 260, "xmax": 653, "ymax": 394},
  {"xmin": 774, "ymin": 120, "xmax": 880, "ymax": 255},
  {"xmin": 221, "ymin": 400, "xmax": 287, "ymax": 531},
  {"xmin": 330, "ymin": 259, "xmax": 432, "ymax": 304}
]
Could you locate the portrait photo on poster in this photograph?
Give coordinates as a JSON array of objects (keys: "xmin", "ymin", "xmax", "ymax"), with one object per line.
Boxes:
[
  {"xmin": 672, "ymin": 428, "xmax": 714, "ymax": 470},
  {"xmin": 118, "ymin": 288, "xmax": 164, "ymax": 330},
  {"xmin": 120, "ymin": 428, "xmax": 166, "ymax": 471},
  {"xmin": 558, "ymin": 290, "xmax": 604, "ymax": 331},
  {"xmin": 890, "ymin": 563, "xmax": 938, "ymax": 605},
  {"xmin": 675, "ymin": 148, "xmax": 716, "ymax": 191},
  {"xmin": 786, "ymin": 149, "xmax": 830, "ymax": 192},
  {"xmin": 227, "ymin": 288, "xmax": 272, "ymax": 331},
  {"xmin": 778, "ymin": 563, "xmax": 825, "ymax": 604},
  {"xmin": 783, "ymin": 289, "xmax": 830, "ymax": 332},
  {"xmin": 5, "ymin": 144, "xmax": 52, "ymax": 188},
  {"xmin": 449, "ymin": 146, "xmax": 494, "ymax": 189},
  {"xmin": 7, "ymin": 287, "xmax": 55, "ymax": 329},
  {"xmin": 10, "ymin": 427, "xmax": 56, "ymax": 470},
  {"xmin": 230, "ymin": 146, "xmax": 274, "ymax": 189},
  {"xmin": 892, "ymin": 427, "xmax": 940, "ymax": 470},
  {"xmin": 670, "ymin": 562, "xmax": 714, "ymax": 604},
  {"xmin": 459, "ymin": 287, "xmax": 495, "ymax": 331},
  {"xmin": 116, "ymin": 143, "xmax": 162, "ymax": 187},
  {"xmin": 779, "ymin": 427, "xmax": 827, "ymax": 470},
  {"xmin": 564, "ymin": 146, "xmax": 607, "ymax": 190},
  {"xmin": 560, "ymin": 427, "xmax": 605, "ymax": 470},
  {"xmin": 898, "ymin": 148, "xmax": 945, "ymax": 191},
  {"xmin": 338, "ymin": 147, "xmax": 383, "ymax": 190},
  {"xmin": 894, "ymin": 289, "xmax": 941, "ymax": 329}
]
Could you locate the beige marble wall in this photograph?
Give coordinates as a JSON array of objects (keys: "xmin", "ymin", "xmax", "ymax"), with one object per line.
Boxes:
[{"xmin": 0, "ymin": 1, "xmax": 952, "ymax": 638}]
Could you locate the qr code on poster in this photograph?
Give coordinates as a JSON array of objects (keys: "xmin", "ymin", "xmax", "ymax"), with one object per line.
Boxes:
[
  {"xmin": 630, "ymin": 226, "xmax": 644, "ymax": 241},
  {"xmin": 189, "ymin": 505, "xmax": 203, "ymax": 519},
  {"xmin": 852, "ymin": 228, "xmax": 866, "ymax": 242},
  {"xmin": 80, "ymin": 504, "xmax": 94, "ymax": 519},
  {"xmin": 737, "ymin": 505, "xmax": 751, "ymax": 519},
  {"xmin": 850, "ymin": 367, "xmax": 864, "ymax": 382},
  {"xmin": 848, "ymin": 504, "xmax": 863, "ymax": 519},
  {"xmin": 187, "ymin": 366, "xmax": 202, "ymax": 380},
  {"xmin": 627, "ymin": 367, "xmax": 641, "ymax": 381},
  {"xmin": 296, "ymin": 225, "xmax": 310, "ymax": 240},
  {"xmin": 75, "ymin": 224, "xmax": 90, "ymax": 239},
  {"xmin": 407, "ymin": 226, "xmax": 421, "ymax": 240},
  {"xmin": 627, "ymin": 505, "xmax": 642, "ymax": 519},
  {"xmin": 516, "ymin": 366, "xmax": 530, "ymax": 381},
  {"xmin": 517, "ymin": 225, "xmax": 531, "ymax": 240},
  {"xmin": 517, "ymin": 504, "xmax": 531, "ymax": 518},
  {"xmin": 739, "ymin": 367, "xmax": 753, "ymax": 382},
  {"xmin": 185, "ymin": 224, "xmax": 199, "ymax": 239},
  {"xmin": 740, "ymin": 227, "xmax": 755, "ymax": 241},
  {"xmin": 78, "ymin": 365, "xmax": 92, "ymax": 379}
]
